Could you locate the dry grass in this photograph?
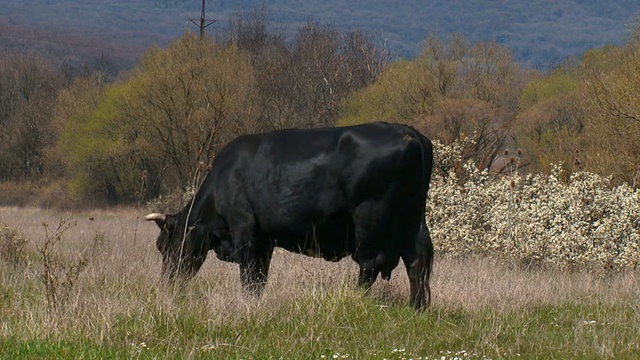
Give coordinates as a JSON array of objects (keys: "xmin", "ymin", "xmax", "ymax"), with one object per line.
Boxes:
[
  {"xmin": 1, "ymin": 206, "xmax": 639, "ymax": 359},
  {"xmin": 433, "ymin": 255, "xmax": 640, "ymax": 311}
]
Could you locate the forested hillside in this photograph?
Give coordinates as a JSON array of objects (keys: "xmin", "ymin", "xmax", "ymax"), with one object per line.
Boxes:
[
  {"xmin": 1, "ymin": 1, "xmax": 640, "ymax": 208},
  {"xmin": 1, "ymin": 0, "xmax": 639, "ymax": 71}
]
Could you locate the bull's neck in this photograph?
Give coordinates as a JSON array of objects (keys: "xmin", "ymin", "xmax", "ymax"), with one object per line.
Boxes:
[{"xmin": 183, "ymin": 189, "xmax": 215, "ymax": 226}]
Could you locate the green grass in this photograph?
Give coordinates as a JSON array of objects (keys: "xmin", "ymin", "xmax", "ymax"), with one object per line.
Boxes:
[
  {"xmin": 2, "ymin": 287, "xmax": 639, "ymax": 359},
  {"xmin": 1, "ymin": 207, "xmax": 639, "ymax": 359},
  {"xmin": 0, "ymin": 338, "xmax": 126, "ymax": 360}
]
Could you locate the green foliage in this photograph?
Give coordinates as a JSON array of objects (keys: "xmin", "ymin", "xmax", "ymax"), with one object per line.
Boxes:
[
  {"xmin": 122, "ymin": 33, "xmax": 258, "ymax": 194},
  {"xmin": 515, "ymin": 70, "xmax": 584, "ymax": 174},
  {"xmin": 520, "ymin": 73, "xmax": 577, "ymax": 109},
  {"xmin": 71, "ymin": 97, "xmax": 116, "ymax": 199},
  {"xmin": 340, "ymin": 34, "xmax": 531, "ymax": 171},
  {"xmin": 339, "ymin": 59, "xmax": 417, "ymax": 126},
  {"xmin": 54, "ymin": 33, "xmax": 258, "ymax": 204},
  {"xmin": 580, "ymin": 32, "xmax": 640, "ymax": 185},
  {"xmin": 54, "ymin": 76, "xmax": 102, "ymax": 195},
  {"xmin": 55, "ymin": 77, "xmax": 137, "ymax": 204}
]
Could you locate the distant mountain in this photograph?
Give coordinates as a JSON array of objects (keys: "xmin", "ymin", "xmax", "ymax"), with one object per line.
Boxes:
[{"xmin": 1, "ymin": 0, "xmax": 639, "ymax": 70}]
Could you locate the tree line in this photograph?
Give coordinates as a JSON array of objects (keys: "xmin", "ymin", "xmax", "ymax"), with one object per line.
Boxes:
[{"xmin": 0, "ymin": 11, "xmax": 638, "ymax": 207}]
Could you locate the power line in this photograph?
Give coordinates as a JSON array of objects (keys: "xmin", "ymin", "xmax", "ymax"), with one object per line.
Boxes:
[{"xmin": 188, "ymin": 0, "xmax": 216, "ymax": 38}]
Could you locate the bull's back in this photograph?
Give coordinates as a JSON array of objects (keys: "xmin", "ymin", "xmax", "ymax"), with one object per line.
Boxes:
[{"xmin": 210, "ymin": 122, "xmax": 430, "ymax": 241}]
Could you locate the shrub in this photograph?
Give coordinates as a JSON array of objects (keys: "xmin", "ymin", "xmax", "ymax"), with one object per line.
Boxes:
[
  {"xmin": 0, "ymin": 224, "xmax": 30, "ymax": 268},
  {"xmin": 37, "ymin": 217, "xmax": 88, "ymax": 314},
  {"xmin": 427, "ymin": 137, "xmax": 640, "ymax": 271}
]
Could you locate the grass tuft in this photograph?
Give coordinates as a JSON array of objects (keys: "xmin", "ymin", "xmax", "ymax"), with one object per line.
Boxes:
[{"xmin": 0, "ymin": 224, "xmax": 31, "ymax": 268}]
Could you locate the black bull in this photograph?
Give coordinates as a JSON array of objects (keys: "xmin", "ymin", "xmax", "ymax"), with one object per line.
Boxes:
[{"xmin": 146, "ymin": 122, "xmax": 434, "ymax": 310}]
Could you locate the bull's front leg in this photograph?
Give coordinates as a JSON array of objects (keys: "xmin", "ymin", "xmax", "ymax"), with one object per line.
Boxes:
[
  {"xmin": 236, "ymin": 233, "xmax": 273, "ymax": 296},
  {"xmin": 239, "ymin": 251, "xmax": 273, "ymax": 295},
  {"xmin": 357, "ymin": 262, "xmax": 381, "ymax": 290}
]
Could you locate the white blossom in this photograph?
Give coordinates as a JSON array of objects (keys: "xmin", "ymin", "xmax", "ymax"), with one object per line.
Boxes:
[{"xmin": 427, "ymin": 138, "xmax": 640, "ymax": 271}]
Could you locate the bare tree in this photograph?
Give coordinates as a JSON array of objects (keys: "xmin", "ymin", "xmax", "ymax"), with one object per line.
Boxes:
[
  {"xmin": 0, "ymin": 54, "xmax": 62, "ymax": 180},
  {"xmin": 227, "ymin": 12, "xmax": 389, "ymax": 130}
]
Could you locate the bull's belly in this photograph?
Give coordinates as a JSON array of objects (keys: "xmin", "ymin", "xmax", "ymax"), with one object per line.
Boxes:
[
  {"xmin": 256, "ymin": 204, "xmax": 404, "ymax": 266},
  {"xmin": 274, "ymin": 234, "xmax": 352, "ymax": 262},
  {"xmin": 267, "ymin": 214, "xmax": 355, "ymax": 262}
]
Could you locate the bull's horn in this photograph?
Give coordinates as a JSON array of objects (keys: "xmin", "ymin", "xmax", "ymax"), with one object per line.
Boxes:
[{"xmin": 144, "ymin": 213, "xmax": 166, "ymax": 221}]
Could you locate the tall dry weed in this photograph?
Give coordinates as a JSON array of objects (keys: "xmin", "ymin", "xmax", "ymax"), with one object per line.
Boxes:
[
  {"xmin": 37, "ymin": 217, "xmax": 89, "ymax": 315},
  {"xmin": 0, "ymin": 224, "xmax": 30, "ymax": 268}
]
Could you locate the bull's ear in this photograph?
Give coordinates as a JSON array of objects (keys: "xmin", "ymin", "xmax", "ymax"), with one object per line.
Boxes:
[
  {"xmin": 145, "ymin": 213, "xmax": 167, "ymax": 230},
  {"xmin": 187, "ymin": 219, "xmax": 201, "ymax": 233}
]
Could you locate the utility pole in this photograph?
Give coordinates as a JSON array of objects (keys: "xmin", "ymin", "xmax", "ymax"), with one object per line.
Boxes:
[{"xmin": 189, "ymin": 0, "xmax": 216, "ymax": 38}]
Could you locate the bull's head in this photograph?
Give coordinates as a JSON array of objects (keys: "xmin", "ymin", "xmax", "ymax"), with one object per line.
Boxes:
[{"xmin": 145, "ymin": 213, "xmax": 208, "ymax": 281}]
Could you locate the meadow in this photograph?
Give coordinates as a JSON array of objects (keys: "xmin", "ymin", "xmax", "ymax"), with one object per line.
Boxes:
[{"xmin": 1, "ymin": 205, "xmax": 639, "ymax": 359}]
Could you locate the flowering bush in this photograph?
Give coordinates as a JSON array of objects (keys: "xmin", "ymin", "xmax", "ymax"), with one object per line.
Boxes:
[{"xmin": 427, "ymin": 138, "xmax": 640, "ymax": 271}]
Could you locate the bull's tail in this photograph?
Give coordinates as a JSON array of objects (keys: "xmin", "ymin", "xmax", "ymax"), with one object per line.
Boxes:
[{"xmin": 401, "ymin": 125, "xmax": 435, "ymax": 310}]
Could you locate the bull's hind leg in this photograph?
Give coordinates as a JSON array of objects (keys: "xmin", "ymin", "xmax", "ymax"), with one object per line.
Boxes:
[{"xmin": 401, "ymin": 222, "xmax": 434, "ymax": 310}]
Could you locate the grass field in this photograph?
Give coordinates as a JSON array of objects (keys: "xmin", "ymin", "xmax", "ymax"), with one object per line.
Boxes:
[{"xmin": 1, "ymin": 206, "xmax": 639, "ymax": 359}]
